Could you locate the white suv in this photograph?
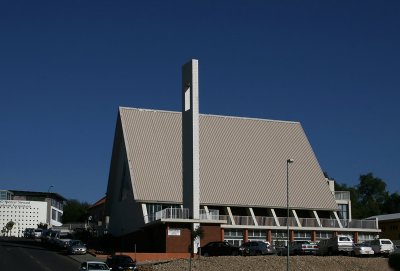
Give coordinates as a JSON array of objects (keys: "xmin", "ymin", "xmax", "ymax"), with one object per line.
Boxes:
[{"xmin": 366, "ymin": 239, "xmax": 394, "ymax": 256}]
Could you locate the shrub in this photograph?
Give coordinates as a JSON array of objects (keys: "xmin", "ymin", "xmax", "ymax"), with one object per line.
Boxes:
[{"xmin": 389, "ymin": 253, "xmax": 400, "ymax": 271}]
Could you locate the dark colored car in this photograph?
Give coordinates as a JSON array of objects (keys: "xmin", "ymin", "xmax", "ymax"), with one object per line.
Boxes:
[
  {"xmin": 240, "ymin": 241, "xmax": 277, "ymax": 256},
  {"xmin": 105, "ymin": 255, "xmax": 137, "ymax": 271},
  {"xmin": 199, "ymin": 241, "xmax": 240, "ymax": 257}
]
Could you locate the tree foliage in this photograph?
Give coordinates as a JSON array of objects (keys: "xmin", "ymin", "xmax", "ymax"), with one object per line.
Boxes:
[
  {"xmin": 1, "ymin": 221, "xmax": 15, "ymax": 236},
  {"xmin": 62, "ymin": 199, "xmax": 91, "ymax": 223},
  {"xmin": 37, "ymin": 222, "xmax": 48, "ymax": 229},
  {"xmin": 335, "ymin": 172, "xmax": 400, "ymax": 219}
]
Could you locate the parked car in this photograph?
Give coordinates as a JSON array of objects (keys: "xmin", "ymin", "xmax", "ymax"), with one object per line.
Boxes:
[
  {"xmin": 352, "ymin": 243, "xmax": 374, "ymax": 257},
  {"xmin": 365, "ymin": 239, "xmax": 394, "ymax": 256},
  {"xmin": 33, "ymin": 228, "xmax": 43, "ymax": 238},
  {"xmin": 41, "ymin": 229, "xmax": 54, "ymax": 244},
  {"xmin": 55, "ymin": 231, "xmax": 74, "ymax": 249},
  {"xmin": 290, "ymin": 241, "xmax": 319, "ymax": 255},
  {"xmin": 105, "ymin": 255, "xmax": 137, "ymax": 270},
  {"xmin": 199, "ymin": 241, "xmax": 240, "ymax": 257},
  {"xmin": 79, "ymin": 261, "xmax": 110, "ymax": 271},
  {"xmin": 45, "ymin": 230, "xmax": 59, "ymax": 246},
  {"xmin": 67, "ymin": 240, "xmax": 87, "ymax": 255},
  {"xmin": 318, "ymin": 235, "xmax": 353, "ymax": 255},
  {"xmin": 24, "ymin": 228, "xmax": 35, "ymax": 238},
  {"xmin": 239, "ymin": 241, "xmax": 276, "ymax": 256}
]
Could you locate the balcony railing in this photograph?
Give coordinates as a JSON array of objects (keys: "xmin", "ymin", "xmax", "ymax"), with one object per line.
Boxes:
[
  {"xmin": 145, "ymin": 208, "xmax": 378, "ymax": 230},
  {"xmin": 199, "ymin": 209, "xmax": 220, "ymax": 220},
  {"xmin": 320, "ymin": 218, "xmax": 341, "ymax": 228},
  {"xmin": 277, "ymin": 217, "xmax": 298, "ymax": 227},
  {"xmin": 298, "ymin": 218, "xmax": 319, "ymax": 227},
  {"xmin": 340, "ymin": 219, "xmax": 377, "ymax": 229},
  {"xmin": 335, "ymin": 191, "xmax": 350, "ymax": 201},
  {"xmin": 147, "ymin": 208, "xmax": 220, "ymax": 223}
]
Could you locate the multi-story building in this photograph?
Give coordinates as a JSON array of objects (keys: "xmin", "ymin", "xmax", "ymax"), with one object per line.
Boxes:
[
  {"xmin": 367, "ymin": 213, "xmax": 400, "ymax": 241},
  {"xmin": 0, "ymin": 190, "xmax": 66, "ymax": 236}
]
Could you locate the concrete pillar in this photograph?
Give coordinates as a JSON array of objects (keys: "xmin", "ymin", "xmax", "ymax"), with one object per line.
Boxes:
[
  {"xmin": 312, "ymin": 230, "xmax": 317, "ymax": 242},
  {"xmin": 182, "ymin": 59, "xmax": 200, "ymax": 220},
  {"xmin": 267, "ymin": 229, "xmax": 272, "ymax": 244},
  {"xmin": 354, "ymin": 232, "xmax": 359, "ymax": 243},
  {"xmin": 182, "ymin": 59, "xmax": 200, "ymax": 254},
  {"xmin": 243, "ymin": 229, "xmax": 248, "ymax": 242},
  {"xmin": 289, "ymin": 230, "xmax": 294, "ymax": 242}
]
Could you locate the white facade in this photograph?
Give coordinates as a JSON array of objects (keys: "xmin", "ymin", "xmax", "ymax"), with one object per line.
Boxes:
[{"xmin": 0, "ymin": 200, "xmax": 47, "ymax": 237}]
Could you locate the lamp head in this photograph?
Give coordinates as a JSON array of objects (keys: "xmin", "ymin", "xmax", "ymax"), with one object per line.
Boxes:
[{"xmin": 287, "ymin": 159, "xmax": 294, "ymax": 163}]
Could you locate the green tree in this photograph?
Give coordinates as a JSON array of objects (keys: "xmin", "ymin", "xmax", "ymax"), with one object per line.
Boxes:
[
  {"xmin": 356, "ymin": 173, "xmax": 389, "ymax": 218},
  {"xmin": 384, "ymin": 192, "xmax": 400, "ymax": 214},
  {"xmin": 62, "ymin": 199, "xmax": 91, "ymax": 223},
  {"xmin": 37, "ymin": 222, "xmax": 48, "ymax": 229},
  {"xmin": 5, "ymin": 221, "xmax": 15, "ymax": 236}
]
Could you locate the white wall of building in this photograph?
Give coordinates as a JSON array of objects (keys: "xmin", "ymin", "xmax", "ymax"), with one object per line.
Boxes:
[{"xmin": 0, "ymin": 200, "xmax": 47, "ymax": 237}]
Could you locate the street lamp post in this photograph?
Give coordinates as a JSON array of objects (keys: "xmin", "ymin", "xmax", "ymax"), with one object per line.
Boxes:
[{"xmin": 286, "ymin": 158, "xmax": 294, "ymax": 271}]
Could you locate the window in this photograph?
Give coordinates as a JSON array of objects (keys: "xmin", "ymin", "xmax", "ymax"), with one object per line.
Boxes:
[
  {"xmin": 248, "ymin": 230, "xmax": 266, "ymax": 238},
  {"xmin": 52, "ymin": 209, "xmax": 57, "ymax": 220}
]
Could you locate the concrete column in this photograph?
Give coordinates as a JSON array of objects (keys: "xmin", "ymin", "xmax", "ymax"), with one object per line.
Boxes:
[
  {"xmin": 267, "ymin": 229, "xmax": 272, "ymax": 244},
  {"xmin": 182, "ymin": 59, "xmax": 200, "ymax": 220},
  {"xmin": 312, "ymin": 230, "xmax": 317, "ymax": 242},
  {"xmin": 290, "ymin": 230, "xmax": 294, "ymax": 242},
  {"xmin": 354, "ymin": 231, "xmax": 359, "ymax": 243},
  {"xmin": 243, "ymin": 229, "xmax": 248, "ymax": 242}
]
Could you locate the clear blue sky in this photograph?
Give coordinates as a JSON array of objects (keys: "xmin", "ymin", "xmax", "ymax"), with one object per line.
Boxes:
[{"xmin": 1, "ymin": 1, "xmax": 399, "ymax": 204}]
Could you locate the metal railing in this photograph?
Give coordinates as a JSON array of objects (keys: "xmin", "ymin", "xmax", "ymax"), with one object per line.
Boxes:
[
  {"xmin": 277, "ymin": 217, "xmax": 298, "ymax": 227},
  {"xmin": 298, "ymin": 218, "xmax": 319, "ymax": 227},
  {"xmin": 340, "ymin": 219, "xmax": 377, "ymax": 229},
  {"xmin": 144, "ymin": 209, "xmax": 378, "ymax": 229},
  {"xmin": 335, "ymin": 191, "xmax": 350, "ymax": 201},
  {"xmin": 255, "ymin": 216, "xmax": 277, "ymax": 226},
  {"xmin": 147, "ymin": 208, "xmax": 221, "ymax": 223},
  {"xmin": 156, "ymin": 208, "xmax": 189, "ymax": 221},
  {"xmin": 199, "ymin": 209, "xmax": 220, "ymax": 220},
  {"xmin": 320, "ymin": 218, "xmax": 341, "ymax": 228}
]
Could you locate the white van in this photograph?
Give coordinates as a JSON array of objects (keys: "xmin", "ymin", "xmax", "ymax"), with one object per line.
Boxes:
[{"xmin": 365, "ymin": 239, "xmax": 394, "ymax": 256}]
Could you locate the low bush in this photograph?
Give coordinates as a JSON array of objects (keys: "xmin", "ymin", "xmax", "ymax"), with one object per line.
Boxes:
[{"xmin": 389, "ymin": 253, "xmax": 400, "ymax": 271}]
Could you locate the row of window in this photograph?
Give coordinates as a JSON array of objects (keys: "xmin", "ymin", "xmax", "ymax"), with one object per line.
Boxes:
[
  {"xmin": 3, "ymin": 210, "xmax": 39, "ymax": 214},
  {"xmin": 0, "ymin": 208, "xmax": 39, "ymax": 210},
  {"xmin": 224, "ymin": 229, "xmax": 332, "ymax": 239},
  {"xmin": 225, "ymin": 230, "xmax": 376, "ymax": 247},
  {"xmin": 0, "ymin": 215, "xmax": 39, "ymax": 218}
]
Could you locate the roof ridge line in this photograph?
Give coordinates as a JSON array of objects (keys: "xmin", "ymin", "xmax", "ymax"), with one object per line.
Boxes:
[{"xmin": 119, "ymin": 106, "xmax": 299, "ymax": 124}]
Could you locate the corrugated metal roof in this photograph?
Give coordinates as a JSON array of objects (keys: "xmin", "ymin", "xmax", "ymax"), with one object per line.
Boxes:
[
  {"xmin": 366, "ymin": 213, "xmax": 400, "ymax": 221},
  {"xmin": 119, "ymin": 107, "xmax": 338, "ymax": 210}
]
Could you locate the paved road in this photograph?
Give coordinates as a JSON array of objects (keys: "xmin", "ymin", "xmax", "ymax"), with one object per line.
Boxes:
[{"xmin": 0, "ymin": 237, "xmax": 99, "ymax": 271}]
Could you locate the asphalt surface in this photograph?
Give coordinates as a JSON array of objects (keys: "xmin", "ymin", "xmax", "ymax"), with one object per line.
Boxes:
[{"xmin": 0, "ymin": 237, "xmax": 99, "ymax": 271}]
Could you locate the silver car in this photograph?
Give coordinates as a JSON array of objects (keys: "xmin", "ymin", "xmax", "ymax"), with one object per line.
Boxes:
[
  {"xmin": 352, "ymin": 243, "xmax": 374, "ymax": 257},
  {"xmin": 68, "ymin": 240, "xmax": 87, "ymax": 255}
]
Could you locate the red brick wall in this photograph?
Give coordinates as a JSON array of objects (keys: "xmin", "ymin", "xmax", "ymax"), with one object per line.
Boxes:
[
  {"xmin": 165, "ymin": 225, "xmax": 191, "ymax": 253},
  {"xmin": 116, "ymin": 223, "xmax": 223, "ymax": 253},
  {"xmin": 200, "ymin": 224, "xmax": 222, "ymax": 245}
]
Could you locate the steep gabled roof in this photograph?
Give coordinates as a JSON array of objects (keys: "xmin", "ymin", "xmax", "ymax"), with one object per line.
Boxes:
[{"xmin": 117, "ymin": 107, "xmax": 338, "ymax": 210}]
